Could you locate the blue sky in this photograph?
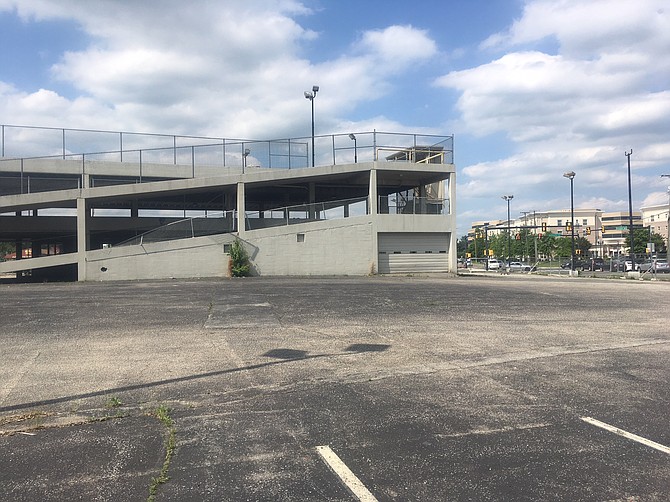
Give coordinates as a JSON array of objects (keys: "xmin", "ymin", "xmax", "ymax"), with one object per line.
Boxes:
[{"xmin": 1, "ymin": 0, "xmax": 669, "ymax": 235}]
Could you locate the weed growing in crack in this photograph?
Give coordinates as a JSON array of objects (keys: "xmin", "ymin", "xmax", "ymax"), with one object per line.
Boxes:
[
  {"xmin": 147, "ymin": 405, "xmax": 176, "ymax": 502},
  {"xmin": 106, "ymin": 396, "xmax": 123, "ymax": 408}
]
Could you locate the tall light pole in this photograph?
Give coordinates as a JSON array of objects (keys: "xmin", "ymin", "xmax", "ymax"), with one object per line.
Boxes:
[
  {"xmin": 563, "ymin": 171, "xmax": 576, "ymax": 271},
  {"xmin": 304, "ymin": 85, "xmax": 319, "ymax": 167},
  {"xmin": 662, "ymin": 174, "xmax": 670, "ymax": 264},
  {"xmin": 349, "ymin": 133, "xmax": 357, "ymax": 163},
  {"xmin": 502, "ymin": 195, "xmax": 514, "ymax": 267},
  {"xmin": 625, "ymin": 150, "xmax": 634, "ymax": 267}
]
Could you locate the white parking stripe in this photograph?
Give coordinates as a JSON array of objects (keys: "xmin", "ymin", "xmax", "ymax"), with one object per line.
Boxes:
[
  {"xmin": 581, "ymin": 417, "xmax": 670, "ymax": 455},
  {"xmin": 316, "ymin": 445, "xmax": 378, "ymax": 502}
]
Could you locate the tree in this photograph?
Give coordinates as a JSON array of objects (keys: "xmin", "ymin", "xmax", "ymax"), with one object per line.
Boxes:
[
  {"xmin": 512, "ymin": 228, "xmax": 536, "ymax": 261},
  {"xmin": 537, "ymin": 233, "xmax": 557, "ymax": 259},
  {"xmin": 457, "ymin": 235, "xmax": 469, "ymax": 258},
  {"xmin": 625, "ymin": 228, "xmax": 665, "ymax": 255},
  {"xmin": 576, "ymin": 236, "xmax": 592, "ymax": 257},
  {"xmin": 554, "ymin": 237, "xmax": 572, "ymax": 259},
  {"xmin": 0, "ymin": 241, "xmax": 14, "ymax": 260},
  {"xmin": 488, "ymin": 232, "xmax": 506, "ymax": 259}
]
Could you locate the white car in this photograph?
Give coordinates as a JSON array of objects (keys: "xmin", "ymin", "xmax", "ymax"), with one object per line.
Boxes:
[
  {"xmin": 487, "ymin": 258, "xmax": 501, "ymax": 270},
  {"xmin": 508, "ymin": 261, "xmax": 533, "ymax": 272}
]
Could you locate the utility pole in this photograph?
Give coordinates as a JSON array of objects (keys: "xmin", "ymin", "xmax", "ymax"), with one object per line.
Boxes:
[
  {"xmin": 520, "ymin": 211, "xmax": 532, "ymax": 262},
  {"xmin": 662, "ymin": 174, "xmax": 670, "ymax": 264},
  {"xmin": 625, "ymin": 150, "xmax": 634, "ymax": 269}
]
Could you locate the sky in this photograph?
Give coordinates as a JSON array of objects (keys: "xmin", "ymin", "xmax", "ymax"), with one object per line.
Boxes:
[{"xmin": 1, "ymin": 0, "xmax": 669, "ymax": 235}]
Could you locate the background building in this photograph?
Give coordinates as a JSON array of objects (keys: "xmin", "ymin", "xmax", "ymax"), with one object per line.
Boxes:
[{"xmin": 467, "ymin": 209, "xmax": 649, "ymax": 260}]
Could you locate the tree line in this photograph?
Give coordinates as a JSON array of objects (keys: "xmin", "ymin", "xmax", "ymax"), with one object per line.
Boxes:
[{"xmin": 459, "ymin": 228, "xmax": 666, "ymax": 261}]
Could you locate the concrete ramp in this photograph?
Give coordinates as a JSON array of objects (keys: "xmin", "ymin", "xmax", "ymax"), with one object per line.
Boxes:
[{"xmin": 0, "ymin": 253, "xmax": 78, "ymax": 274}]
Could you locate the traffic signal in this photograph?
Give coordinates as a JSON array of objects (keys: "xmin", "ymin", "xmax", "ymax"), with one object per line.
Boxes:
[
  {"xmin": 542, "ymin": 222, "xmax": 547, "ymax": 232},
  {"xmin": 538, "ymin": 233, "xmax": 543, "ymax": 239},
  {"xmin": 566, "ymin": 222, "xmax": 572, "ymax": 231},
  {"xmin": 576, "ymin": 249, "xmax": 581, "ymax": 255},
  {"xmin": 586, "ymin": 227, "xmax": 591, "ymax": 235},
  {"xmin": 515, "ymin": 233, "xmax": 521, "ymax": 240},
  {"xmin": 601, "ymin": 227, "xmax": 606, "ymax": 234}
]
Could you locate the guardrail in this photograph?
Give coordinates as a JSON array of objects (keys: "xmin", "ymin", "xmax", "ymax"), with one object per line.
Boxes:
[
  {"xmin": 115, "ymin": 196, "xmax": 371, "ymax": 246},
  {"xmin": 117, "ymin": 211, "xmax": 237, "ymax": 246},
  {"xmin": 1, "ymin": 125, "xmax": 454, "ymax": 195},
  {"xmin": 245, "ymin": 196, "xmax": 369, "ymax": 230},
  {"xmin": 379, "ymin": 196, "xmax": 449, "ymax": 215}
]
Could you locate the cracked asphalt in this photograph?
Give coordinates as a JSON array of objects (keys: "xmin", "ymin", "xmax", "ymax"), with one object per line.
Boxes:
[{"xmin": 0, "ymin": 275, "xmax": 669, "ymax": 501}]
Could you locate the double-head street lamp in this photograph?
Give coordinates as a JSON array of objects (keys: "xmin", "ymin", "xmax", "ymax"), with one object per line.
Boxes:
[
  {"xmin": 501, "ymin": 195, "xmax": 514, "ymax": 267},
  {"xmin": 625, "ymin": 150, "xmax": 635, "ymax": 268},
  {"xmin": 349, "ymin": 133, "xmax": 357, "ymax": 163},
  {"xmin": 304, "ymin": 85, "xmax": 319, "ymax": 167},
  {"xmin": 563, "ymin": 171, "xmax": 576, "ymax": 271},
  {"xmin": 243, "ymin": 148, "xmax": 250, "ymax": 171}
]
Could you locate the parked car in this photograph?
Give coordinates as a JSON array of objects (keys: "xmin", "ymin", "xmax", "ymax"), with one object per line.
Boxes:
[
  {"xmin": 508, "ymin": 261, "xmax": 533, "ymax": 272},
  {"xmin": 560, "ymin": 259, "xmax": 587, "ymax": 270},
  {"xmin": 587, "ymin": 258, "xmax": 606, "ymax": 271},
  {"xmin": 487, "ymin": 258, "xmax": 501, "ymax": 270},
  {"xmin": 611, "ymin": 257, "xmax": 642, "ymax": 272},
  {"xmin": 624, "ymin": 259, "xmax": 641, "ymax": 272},
  {"xmin": 640, "ymin": 260, "xmax": 670, "ymax": 273}
]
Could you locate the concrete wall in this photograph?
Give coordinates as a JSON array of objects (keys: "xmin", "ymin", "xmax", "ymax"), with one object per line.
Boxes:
[
  {"xmin": 85, "ymin": 233, "xmax": 235, "ymax": 281},
  {"xmin": 243, "ymin": 216, "xmax": 375, "ymax": 276},
  {"xmin": 75, "ymin": 213, "xmax": 458, "ymax": 280}
]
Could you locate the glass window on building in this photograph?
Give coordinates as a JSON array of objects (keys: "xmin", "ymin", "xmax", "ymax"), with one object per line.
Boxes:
[{"xmin": 557, "ymin": 219, "xmax": 563, "ymax": 226}]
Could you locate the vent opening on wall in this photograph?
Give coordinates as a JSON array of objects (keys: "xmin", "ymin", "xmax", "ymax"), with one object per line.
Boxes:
[{"xmin": 297, "ymin": 233, "xmax": 305, "ymax": 242}]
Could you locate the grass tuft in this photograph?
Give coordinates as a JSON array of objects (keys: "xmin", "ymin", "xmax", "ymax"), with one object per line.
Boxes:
[{"xmin": 147, "ymin": 405, "xmax": 176, "ymax": 502}]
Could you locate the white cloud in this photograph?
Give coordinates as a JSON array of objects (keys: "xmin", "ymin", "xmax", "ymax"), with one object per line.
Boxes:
[
  {"xmin": 356, "ymin": 25, "xmax": 437, "ymax": 65},
  {"xmin": 0, "ymin": 2, "xmax": 443, "ymax": 141},
  {"xmin": 439, "ymin": 0, "xmax": 670, "ymax": 229}
]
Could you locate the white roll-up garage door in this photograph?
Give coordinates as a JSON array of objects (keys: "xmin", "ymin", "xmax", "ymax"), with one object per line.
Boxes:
[{"xmin": 378, "ymin": 232, "xmax": 449, "ymax": 274}]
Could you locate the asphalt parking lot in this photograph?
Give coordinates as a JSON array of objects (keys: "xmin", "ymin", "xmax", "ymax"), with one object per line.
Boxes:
[{"xmin": 1, "ymin": 275, "xmax": 669, "ymax": 501}]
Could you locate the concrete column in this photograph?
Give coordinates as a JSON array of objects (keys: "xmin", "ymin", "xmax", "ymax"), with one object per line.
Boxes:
[
  {"xmin": 369, "ymin": 168, "xmax": 378, "ymax": 216},
  {"xmin": 308, "ymin": 182, "xmax": 316, "ymax": 220},
  {"xmin": 369, "ymin": 168, "xmax": 379, "ymax": 274},
  {"xmin": 448, "ymin": 171, "xmax": 458, "ymax": 273},
  {"xmin": 236, "ymin": 182, "xmax": 246, "ymax": 235},
  {"xmin": 77, "ymin": 197, "xmax": 90, "ymax": 281}
]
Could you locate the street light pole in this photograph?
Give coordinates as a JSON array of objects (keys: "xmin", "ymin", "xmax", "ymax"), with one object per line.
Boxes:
[
  {"xmin": 563, "ymin": 171, "xmax": 576, "ymax": 271},
  {"xmin": 662, "ymin": 174, "xmax": 670, "ymax": 264},
  {"xmin": 349, "ymin": 133, "xmax": 357, "ymax": 163},
  {"xmin": 625, "ymin": 150, "xmax": 634, "ymax": 268},
  {"xmin": 502, "ymin": 195, "xmax": 514, "ymax": 268},
  {"xmin": 304, "ymin": 85, "xmax": 319, "ymax": 167}
]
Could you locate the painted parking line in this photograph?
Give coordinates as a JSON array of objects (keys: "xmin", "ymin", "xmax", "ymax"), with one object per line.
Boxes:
[
  {"xmin": 316, "ymin": 445, "xmax": 378, "ymax": 502},
  {"xmin": 581, "ymin": 417, "xmax": 670, "ymax": 455}
]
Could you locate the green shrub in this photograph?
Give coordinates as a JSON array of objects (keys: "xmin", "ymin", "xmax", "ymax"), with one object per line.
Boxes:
[{"xmin": 229, "ymin": 238, "xmax": 250, "ymax": 277}]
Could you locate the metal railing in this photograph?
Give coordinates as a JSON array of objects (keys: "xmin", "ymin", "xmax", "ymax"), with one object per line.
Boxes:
[
  {"xmin": 245, "ymin": 196, "xmax": 369, "ymax": 230},
  {"xmin": 1, "ymin": 125, "xmax": 453, "ymax": 182},
  {"xmin": 379, "ymin": 196, "xmax": 449, "ymax": 215},
  {"xmin": 114, "ymin": 196, "xmax": 370, "ymax": 246},
  {"xmin": 117, "ymin": 211, "xmax": 237, "ymax": 246}
]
